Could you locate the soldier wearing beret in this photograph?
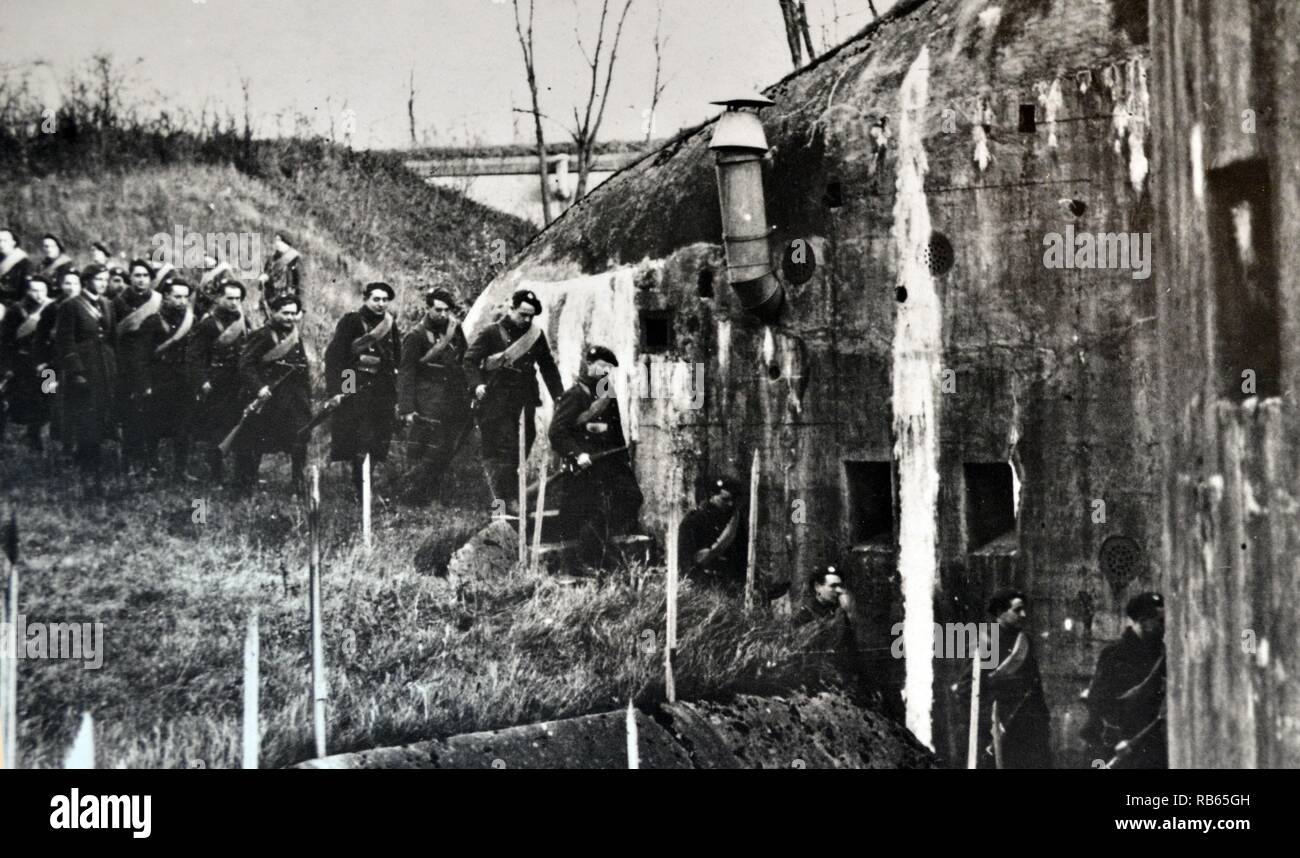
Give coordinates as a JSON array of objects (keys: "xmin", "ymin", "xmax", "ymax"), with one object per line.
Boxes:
[
  {"xmin": 463, "ymin": 289, "xmax": 564, "ymax": 504},
  {"xmin": 53, "ymin": 268, "xmax": 117, "ymax": 486},
  {"xmin": 1081, "ymin": 592, "xmax": 1167, "ymax": 768},
  {"xmin": 324, "ymin": 281, "xmax": 402, "ymax": 498},
  {"xmin": 114, "ymin": 258, "xmax": 163, "ymax": 472},
  {"xmin": 678, "ymin": 477, "xmax": 749, "ymax": 590},
  {"xmin": 397, "ymin": 287, "xmax": 470, "ymax": 504},
  {"xmin": 130, "ymin": 278, "xmax": 199, "ymax": 479},
  {"xmin": 190, "ymin": 280, "xmax": 249, "ymax": 482},
  {"xmin": 547, "ymin": 344, "xmax": 643, "ymax": 567},
  {"xmin": 0, "ymin": 276, "xmax": 56, "ymax": 450},
  {"xmin": 233, "ymin": 293, "xmax": 312, "ymax": 494}
]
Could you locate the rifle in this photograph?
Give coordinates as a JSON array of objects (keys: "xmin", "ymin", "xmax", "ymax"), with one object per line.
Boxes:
[
  {"xmin": 559, "ymin": 445, "xmax": 630, "ymax": 476},
  {"xmin": 218, "ymin": 368, "xmax": 298, "ymax": 455},
  {"xmin": 296, "ymin": 393, "xmax": 352, "ymax": 442}
]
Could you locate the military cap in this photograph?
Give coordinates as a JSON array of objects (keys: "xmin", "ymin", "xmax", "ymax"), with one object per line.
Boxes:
[
  {"xmin": 165, "ymin": 277, "xmax": 194, "ymax": 294},
  {"xmin": 275, "ymin": 229, "xmax": 296, "ymax": 247},
  {"xmin": 585, "ymin": 345, "xmax": 619, "ymax": 367},
  {"xmin": 25, "ymin": 275, "xmax": 52, "ymax": 290},
  {"xmin": 92, "ymin": 241, "xmax": 110, "ymax": 257},
  {"xmin": 1125, "ymin": 592, "xmax": 1164, "ymax": 621},
  {"xmin": 363, "ymin": 281, "xmax": 395, "ymax": 300},
  {"xmin": 706, "ymin": 476, "xmax": 743, "ymax": 499},
  {"xmin": 269, "ymin": 294, "xmax": 303, "ymax": 312},
  {"xmin": 988, "ymin": 588, "xmax": 1027, "ymax": 616},
  {"xmin": 41, "ymin": 233, "xmax": 64, "ymax": 252},
  {"xmin": 80, "ymin": 263, "xmax": 107, "ymax": 282},
  {"xmin": 511, "ymin": 289, "xmax": 542, "ymax": 314}
]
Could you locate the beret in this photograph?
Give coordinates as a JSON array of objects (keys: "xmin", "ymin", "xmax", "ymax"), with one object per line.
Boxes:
[
  {"xmin": 1125, "ymin": 592, "xmax": 1164, "ymax": 621},
  {"xmin": 269, "ymin": 294, "xmax": 303, "ymax": 311},
  {"xmin": 585, "ymin": 345, "xmax": 618, "ymax": 367},
  {"xmin": 363, "ymin": 281, "xmax": 395, "ymax": 300},
  {"xmin": 425, "ymin": 286, "xmax": 457, "ymax": 308},
  {"xmin": 511, "ymin": 289, "xmax": 542, "ymax": 313}
]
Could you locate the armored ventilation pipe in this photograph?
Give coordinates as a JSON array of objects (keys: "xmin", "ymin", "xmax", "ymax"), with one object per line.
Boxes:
[{"xmin": 709, "ymin": 94, "xmax": 784, "ymax": 323}]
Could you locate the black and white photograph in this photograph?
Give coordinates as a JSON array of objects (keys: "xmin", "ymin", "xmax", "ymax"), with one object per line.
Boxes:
[{"xmin": 0, "ymin": 0, "xmax": 1291, "ymax": 838}]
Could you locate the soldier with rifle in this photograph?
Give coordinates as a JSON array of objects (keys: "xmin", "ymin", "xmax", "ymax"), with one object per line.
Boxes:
[
  {"xmin": 462, "ymin": 289, "xmax": 563, "ymax": 507},
  {"xmin": 547, "ymin": 345, "xmax": 642, "ymax": 567},
  {"xmin": 322, "ymin": 281, "xmax": 401, "ymax": 499},
  {"xmin": 190, "ymin": 280, "xmax": 249, "ymax": 482},
  {"xmin": 396, "ymin": 286, "xmax": 469, "ymax": 505},
  {"xmin": 231, "ymin": 294, "xmax": 312, "ymax": 495},
  {"xmin": 1081, "ymin": 592, "xmax": 1167, "ymax": 769}
]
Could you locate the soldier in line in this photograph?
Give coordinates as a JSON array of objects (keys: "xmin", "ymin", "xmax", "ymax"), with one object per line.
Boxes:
[
  {"xmin": 0, "ymin": 228, "xmax": 32, "ymax": 305},
  {"xmin": 462, "ymin": 289, "xmax": 563, "ymax": 506},
  {"xmin": 54, "ymin": 268, "xmax": 117, "ymax": 486},
  {"xmin": 90, "ymin": 242, "xmax": 112, "ymax": 267},
  {"xmin": 38, "ymin": 234, "xmax": 74, "ymax": 284},
  {"xmin": 190, "ymin": 280, "xmax": 249, "ymax": 482},
  {"xmin": 114, "ymin": 259, "xmax": 162, "ymax": 472},
  {"xmin": 1081, "ymin": 592, "xmax": 1166, "ymax": 769},
  {"xmin": 971, "ymin": 589, "xmax": 1054, "ymax": 769},
  {"xmin": 0, "ymin": 276, "xmax": 55, "ymax": 450},
  {"xmin": 105, "ymin": 266, "xmax": 129, "ymax": 302},
  {"xmin": 234, "ymin": 294, "xmax": 312, "ymax": 495},
  {"xmin": 547, "ymin": 345, "xmax": 643, "ymax": 567},
  {"xmin": 132, "ymin": 279, "xmax": 198, "ymax": 480},
  {"xmin": 678, "ymin": 477, "xmax": 748, "ymax": 591},
  {"xmin": 396, "ymin": 286, "xmax": 470, "ymax": 505},
  {"xmin": 324, "ymin": 281, "xmax": 401, "ymax": 499},
  {"xmin": 257, "ymin": 231, "xmax": 302, "ymax": 320}
]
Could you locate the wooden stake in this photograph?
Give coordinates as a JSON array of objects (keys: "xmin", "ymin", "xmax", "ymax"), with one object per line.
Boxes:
[
  {"xmin": 242, "ymin": 609, "xmax": 260, "ymax": 770},
  {"xmin": 665, "ymin": 506, "xmax": 679, "ymax": 703},
  {"xmin": 625, "ymin": 698, "xmax": 639, "ymax": 770},
  {"xmin": 531, "ymin": 453, "xmax": 548, "ymax": 571},
  {"xmin": 2, "ymin": 561, "xmax": 17, "ymax": 769},
  {"xmin": 744, "ymin": 449, "xmax": 760, "ymax": 612},
  {"xmin": 308, "ymin": 467, "xmax": 327, "ymax": 759},
  {"xmin": 361, "ymin": 454, "xmax": 372, "ymax": 551},
  {"xmin": 63, "ymin": 712, "xmax": 94, "ymax": 769},
  {"xmin": 967, "ymin": 642, "xmax": 982, "ymax": 769},
  {"xmin": 517, "ymin": 411, "xmax": 527, "ymax": 568}
]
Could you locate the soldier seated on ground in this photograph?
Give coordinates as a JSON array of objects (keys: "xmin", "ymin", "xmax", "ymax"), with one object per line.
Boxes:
[{"xmin": 1081, "ymin": 591, "xmax": 1166, "ymax": 769}]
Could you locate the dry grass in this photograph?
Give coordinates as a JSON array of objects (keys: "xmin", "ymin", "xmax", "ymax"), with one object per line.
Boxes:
[{"xmin": 2, "ymin": 446, "xmax": 822, "ymax": 769}]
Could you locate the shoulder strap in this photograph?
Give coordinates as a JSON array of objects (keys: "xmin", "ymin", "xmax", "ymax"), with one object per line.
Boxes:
[
  {"xmin": 154, "ymin": 307, "xmax": 195, "ymax": 355},
  {"xmin": 214, "ymin": 314, "xmax": 247, "ymax": 347},
  {"xmin": 15, "ymin": 299, "xmax": 51, "ymax": 339},
  {"xmin": 350, "ymin": 312, "xmax": 394, "ymax": 355},
  {"xmin": 262, "ymin": 326, "xmax": 302, "ymax": 363},
  {"xmin": 0, "ymin": 248, "xmax": 28, "ymax": 277},
  {"xmin": 118, "ymin": 291, "xmax": 162, "ymax": 334},
  {"xmin": 420, "ymin": 321, "xmax": 459, "ymax": 365}
]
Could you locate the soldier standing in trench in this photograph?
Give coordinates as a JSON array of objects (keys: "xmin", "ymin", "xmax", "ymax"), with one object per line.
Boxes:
[
  {"xmin": 547, "ymin": 345, "xmax": 643, "ymax": 567},
  {"xmin": 462, "ymin": 289, "xmax": 563, "ymax": 508},
  {"xmin": 1081, "ymin": 592, "xmax": 1166, "ymax": 769},
  {"xmin": 968, "ymin": 589, "xmax": 1054, "ymax": 769},
  {"xmin": 678, "ymin": 477, "xmax": 748, "ymax": 591}
]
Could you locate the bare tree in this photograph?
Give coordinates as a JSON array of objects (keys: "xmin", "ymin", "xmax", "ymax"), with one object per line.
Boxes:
[
  {"xmin": 565, "ymin": 0, "xmax": 634, "ymax": 199},
  {"xmin": 511, "ymin": 0, "xmax": 553, "ymax": 226},
  {"xmin": 777, "ymin": 0, "xmax": 816, "ymax": 68},
  {"xmin": 407, "ymin": 68, "xmax": 417, "ymax": 148},
  {"xmin": 645, "ymin": 0, "xmax": 670, "ymax": 145}
]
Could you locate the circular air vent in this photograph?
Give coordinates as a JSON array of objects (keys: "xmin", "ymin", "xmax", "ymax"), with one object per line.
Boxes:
[
  {"xmin": 1099, "ymin": 535, "xmax": 1142, "ymax": 591},
  {"xmin": 921, "ymin": 231, "xmax": 955, "ymax": 276}
]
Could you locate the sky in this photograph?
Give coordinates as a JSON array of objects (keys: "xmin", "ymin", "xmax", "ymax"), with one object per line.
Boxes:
[{"xmin": 3, "ymin": 0, "xmax": 897, "ymax": 150}]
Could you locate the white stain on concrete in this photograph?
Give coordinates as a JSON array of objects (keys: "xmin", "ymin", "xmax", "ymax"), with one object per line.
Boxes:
[
  {"xmin": 891, "ymin": 44, "xmax": 941, "ymax": 749},
  {"xmin": 1190, "ymin": 123, "xmax": 1205, "ymax": 204},
  {"xmin": 1038, "ymin": 77, "xmax": 1064, "ymax": 149},
  {"xmin": 1103, "ymin": 59, "xmax": 1150, "ymax": 193}
]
